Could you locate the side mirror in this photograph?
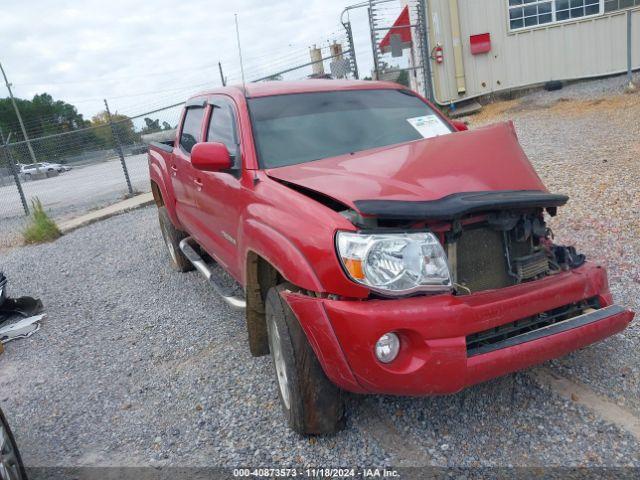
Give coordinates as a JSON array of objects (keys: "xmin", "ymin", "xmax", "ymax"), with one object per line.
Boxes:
[
  {"xmin": 451, "ymin": 120, "xmax": 469, "ymax": 132},
  {"xmin": 191, "ymin": 142, "xmax": 232, "ymax": 172}
]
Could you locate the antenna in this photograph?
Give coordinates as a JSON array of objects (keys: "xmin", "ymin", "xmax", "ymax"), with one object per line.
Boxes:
[{"xmin": 234, "ymin": 14, "xmax": 246, "ymax": 90}]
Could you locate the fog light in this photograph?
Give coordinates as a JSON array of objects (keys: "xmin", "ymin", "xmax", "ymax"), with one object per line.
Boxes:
[{"xmin": 375, "ymin": 333, "xmax": 400, "ymax": 363}]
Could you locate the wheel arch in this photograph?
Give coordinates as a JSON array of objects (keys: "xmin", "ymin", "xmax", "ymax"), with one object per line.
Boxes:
[{"xmin": 150, "ymin": 177, "xmax": 181, "ymax": 229}]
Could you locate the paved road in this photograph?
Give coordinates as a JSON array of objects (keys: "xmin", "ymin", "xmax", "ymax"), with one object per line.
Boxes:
[{"xmin": 0, "ymin": 154, "xmax": 150, "ymax": 220}]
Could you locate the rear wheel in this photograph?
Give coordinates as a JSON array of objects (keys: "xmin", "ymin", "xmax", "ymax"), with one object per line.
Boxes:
[
  {"xmin": 157, "ymin": 206, "xmax": 193, "ymax": 272},
  {"xmin": 265, "ymin": 283, "xmax": 344, "ymax": 435},
  {"xmin": 23, "ymin": 174, "xmax": 31, "ymax": 181}
]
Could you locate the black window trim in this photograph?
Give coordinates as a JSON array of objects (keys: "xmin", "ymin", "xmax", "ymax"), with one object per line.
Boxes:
[
  {"xmin": 206, "ymin": 95, "xmax": 242, "ymax": 171},
  {"xmin": 178, "ymin": 105, "xmax": 205, "ymax": 156}
]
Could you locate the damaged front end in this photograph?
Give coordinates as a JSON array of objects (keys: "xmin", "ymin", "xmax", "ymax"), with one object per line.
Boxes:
[
  {"xmin": 341, "ymin": 190, "xmax": 586, "ymax": 297},
  {"xmin": 447, "ymin": 210, "xmax": 585, "ymax": 295}
]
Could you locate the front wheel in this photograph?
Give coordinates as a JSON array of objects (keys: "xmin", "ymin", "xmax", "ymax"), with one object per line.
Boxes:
[
  {"xmin": 265, "ymin": 283, "xmax": 344, "ymax": 435},
  {"xmin": 0, "ymin": 408, "xmax": 27, "ymax": 480}
]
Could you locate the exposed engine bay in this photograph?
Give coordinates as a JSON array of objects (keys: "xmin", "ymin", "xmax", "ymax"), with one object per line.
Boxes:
[
  {"xmin": 340, "ymin": 200, "xmax": 586, "ymax": 297},
  {"xmin": 446, "ymin": 210, "xmax": 585, "ymax": 295}
]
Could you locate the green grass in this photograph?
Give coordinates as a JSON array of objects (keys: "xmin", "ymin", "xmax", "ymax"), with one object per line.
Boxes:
[{"xmin": 23, "ymin": 198, "xmax": 61, "ymax": 244}]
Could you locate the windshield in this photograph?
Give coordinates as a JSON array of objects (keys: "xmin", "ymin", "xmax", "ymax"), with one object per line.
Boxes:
[{"xmin": 249, "ymin": 89, "xmax": 453, "ymax": 169}]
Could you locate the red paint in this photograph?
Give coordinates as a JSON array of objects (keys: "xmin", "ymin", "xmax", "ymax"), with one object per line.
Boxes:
[
  {"xmin": 266, "ymin": 122, "xmax": 546, "ymax": 207},
  {"xmin": 286, "ymin": 264, "xmax": 633, "ymax": 395},
  {"xmin": 149, "ymin": 80, "xmax": 634, "ymax": 397},
  {"xmin": 191, "ymin": 142, "xmax": 232, "ymax": 172},
  {"xmin": 451, "ymin": 120, "xmax": 468, "ymax": 132},
  {"xmin": 379, "ymin": 6, "xmax": 412, "ymax": 54},
  {"xmin": 470, "ymin": 33, "xmax": 492, "ymax": 55}
]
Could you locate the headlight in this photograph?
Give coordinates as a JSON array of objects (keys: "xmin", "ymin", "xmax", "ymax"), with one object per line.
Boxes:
[{"xmin": 336, "ymin": 231, "xmax": 452, "ymax": 295}]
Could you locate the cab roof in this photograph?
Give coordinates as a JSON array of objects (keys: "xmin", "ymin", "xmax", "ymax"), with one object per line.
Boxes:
[{"xmin": 189, "ymin": 79, "xmax": 405, "ymax": 101}]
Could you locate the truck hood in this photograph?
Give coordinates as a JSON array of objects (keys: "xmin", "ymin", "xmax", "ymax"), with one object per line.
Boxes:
[{"xmin": 265, "ymin": 122, "xmax": 549, "ymax": 215}]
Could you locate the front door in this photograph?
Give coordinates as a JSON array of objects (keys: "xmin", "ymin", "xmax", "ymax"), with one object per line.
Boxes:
[{"xmin": 191, "ymin": 96, "xmax": 244, "ymax": 279}]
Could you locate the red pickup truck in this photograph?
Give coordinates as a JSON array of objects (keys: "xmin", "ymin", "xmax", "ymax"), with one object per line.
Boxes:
[{"xmin": 148, "ymin": 80, "xmax": 634, "ymax": 435}]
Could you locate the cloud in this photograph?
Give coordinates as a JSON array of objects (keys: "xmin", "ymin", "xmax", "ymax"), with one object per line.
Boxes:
[{"xmin": 1, "ymin": 0, "xmax": 378, "ymax": 118}]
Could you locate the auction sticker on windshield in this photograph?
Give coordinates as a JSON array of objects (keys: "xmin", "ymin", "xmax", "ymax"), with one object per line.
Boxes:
[{"xmin": 407, "ymin": 115, "xmax": 451, "ymax": 139}]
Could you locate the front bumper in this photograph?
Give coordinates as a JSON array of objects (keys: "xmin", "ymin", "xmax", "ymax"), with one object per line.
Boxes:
[{"xmin": 283, "ymin": 263, "xmax": 634, "ymax": 395}]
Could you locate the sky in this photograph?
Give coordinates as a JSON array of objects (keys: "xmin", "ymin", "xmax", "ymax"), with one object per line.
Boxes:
[{"xmin": 0, "ymin": 0, "xmax": 397, "ymax": 120}]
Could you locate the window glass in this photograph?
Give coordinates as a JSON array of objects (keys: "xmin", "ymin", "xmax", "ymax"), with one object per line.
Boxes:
[
  {"xmin": 509, "ymin": 0, "xmax": 554, "ymax": 29},
  {"xmin": 556, "ymin": 0, "xmax": 600, "ymax": 19},
  {"xmin": 249, "ymin": 89, "xmax": 453, "ymax": 169},
  {"xmin": 179, "ymin": 107, "xmax": 204, "ymax": 154},
  {"xmin": 605, "ymin": 0, "xmax": 640, "ymax": 12},
  {"xmin": 207, "ymin": 102, "xmax": 238, "ymax": 157},
  {"xmin": 508, "ymin": 0, "xmax": 602, "ymax": 30}
]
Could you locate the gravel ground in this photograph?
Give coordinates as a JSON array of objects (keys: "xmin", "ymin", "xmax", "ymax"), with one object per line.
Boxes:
[
  {"xmin": 465, "ymin": 73, "xmax": 640, "ymax": 414},
  {"xmin": 0, "ymin": 74, "xmax": 638, "ymax": 470},
  {"xmin": 0, "ymin": 207, "xmax": 638, "ymax": 470}
]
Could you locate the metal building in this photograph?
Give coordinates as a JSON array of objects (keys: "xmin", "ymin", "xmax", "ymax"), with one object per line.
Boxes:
[{"xmin": 396, "ymin": 0, "xmax": 640, "ymax": 106}]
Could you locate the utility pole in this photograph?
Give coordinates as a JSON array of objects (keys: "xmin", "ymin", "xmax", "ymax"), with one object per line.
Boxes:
[
  {"xmin": 627, "ymin": 10, "xmax": 634, "ymax": 88},
  {"xmin": 0, "ymin": 127, "xmax": 29, "ymax": 215},
  {"xmin": 218, "ymin": 62, "xmax": 227, "ymax": 86},
  {"xmin": 0, "ymin": 61, "xmax": 37, "ymax": 166}
]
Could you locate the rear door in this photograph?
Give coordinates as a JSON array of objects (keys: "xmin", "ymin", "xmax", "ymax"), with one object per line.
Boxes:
[
  {"xmin": 191, "ymin": 96, "xmax": 244, "ymax": 278},
  {"xmin": 171, "ymin": 103, "xmax": 205, "ymax": 235}
]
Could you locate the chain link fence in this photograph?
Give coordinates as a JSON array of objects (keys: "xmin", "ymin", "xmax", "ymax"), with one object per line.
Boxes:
[
  {"xmin": 0, "ymin": 103, "xmax": 183, "ymax": 223},
  {"xmin": 367, "ymin": 0, "xmax": 432, "ymax": 100}
]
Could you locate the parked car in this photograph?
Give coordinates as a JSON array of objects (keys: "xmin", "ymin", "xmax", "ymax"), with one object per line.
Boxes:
[
  {"xmin": 18, "ymin": 162, "xmax": 70, "ymax": 180},
  {"xmin": 40, "ymin": 162, "xmax": 71, "ymax": 172},
  {"xmin": 148, "ymin": 80, "xmax": 635, "ymax": 435},
  {"xmin": 0, "ymin": 407, "xmax": 27, "ymax": 480},
  {"xmin": 18, "ymin": 163, "xmax": 53, "ymax": 180}
]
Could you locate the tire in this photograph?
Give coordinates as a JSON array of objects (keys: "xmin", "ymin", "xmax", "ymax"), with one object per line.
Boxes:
[
  {"xmin": 23, "ymin": 174, "xmax": 31, "ymax": 181},
  {"xmin": 157, "ymin": 206, "xmax": 193, "ymax": 272},
  {"xmin": 265, "ymin": 283, "xmax": 344, "ymax": 435},
  {"xmin": 0, "ymin": 408, "xmax": 27, "ymax": 480}
]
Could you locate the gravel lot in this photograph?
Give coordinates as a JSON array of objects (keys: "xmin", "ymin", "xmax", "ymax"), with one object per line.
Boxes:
[
  {"xmin": 467, "ymin": 72, "xmax": 640, "ymax": 414},
  {"xmin": 0, "ymin": 75, "xmax": 638, "ymax": 470}
]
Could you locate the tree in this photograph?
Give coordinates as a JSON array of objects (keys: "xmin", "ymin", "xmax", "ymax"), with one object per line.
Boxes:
[
  {"xmin": 396, "ymin": 69, "xmax": 410, "ymax": 88},
  {"xmin": 140, "ymin": 117, "xmax": 174, "ymax": 135},
  {"xmin": 0, "ymin": 93, "xmax": 89, "ymax": 141},
  {"xmin": 91, "ymin": 111, "xmax": 138, "ymax": 146},
  {"xmin": 0, "ymin": 93, "xmax": 98, "ymax": 163}
]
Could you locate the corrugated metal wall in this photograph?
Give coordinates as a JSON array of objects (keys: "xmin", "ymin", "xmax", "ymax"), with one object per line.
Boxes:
[{"xmin": 426, "ymin": 0, "xmax": 640, "ymax": 104}]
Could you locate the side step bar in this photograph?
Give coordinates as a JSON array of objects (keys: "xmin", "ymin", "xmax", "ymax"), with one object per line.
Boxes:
[{"xmin": 178, "ymin": 237, "xmax": 246, "ymax": 310}]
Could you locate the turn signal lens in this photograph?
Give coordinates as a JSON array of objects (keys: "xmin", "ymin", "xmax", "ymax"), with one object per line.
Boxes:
[{"xmin": 343, "ymin": 258, "xmax": 365, "ymax": 280}]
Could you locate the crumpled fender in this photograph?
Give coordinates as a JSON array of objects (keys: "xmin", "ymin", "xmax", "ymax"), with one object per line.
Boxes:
[
  {"xmin": 281, "ymin": 291, "xmax": 365, "ymax": 393},
  {"xmin": 240, "ymin": 219, "xmax": 323, "ymax": 292}
]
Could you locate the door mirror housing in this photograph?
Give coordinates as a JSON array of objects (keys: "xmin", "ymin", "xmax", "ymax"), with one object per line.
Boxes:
[
  {"xmin": 451, "ymin": 120, "xmax": 469, "ymax": 132},
  {"xmin": 191, "ymin": 142, "xmax": 232, "ymax": 172}
]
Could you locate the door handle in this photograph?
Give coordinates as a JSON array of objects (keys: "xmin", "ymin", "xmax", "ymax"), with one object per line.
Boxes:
[
  {"xmin": 194, "ymin": 178, "xmax": 203, "ymax": 190},
  {"xmin": 170, "ymin": 164, "xmax": 178, "ymax": 171}
]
